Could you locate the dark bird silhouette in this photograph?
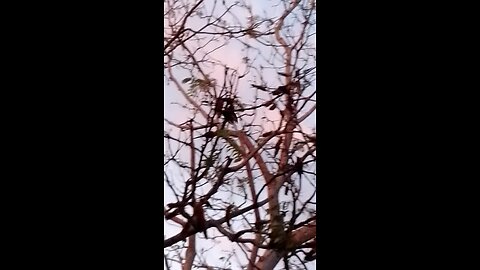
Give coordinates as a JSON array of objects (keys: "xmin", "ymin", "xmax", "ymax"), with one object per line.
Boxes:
[
  {"xmin": 190, "ymin": 201, "xmax": 208, "ymax": 238},
  {"xmin": 294, "ymin": 157, "xmax": 303, "ymax": 180},
  {"xmin": 222, "ymin": 98, "xmax": 238, "ymax": 124},
  {"xmin": 272, "ymin": 85, "xmax": 288, "ymax": 95},
  {"xmin": 214, "ymin": 97, "xmax": 225, "ymax": 118}
]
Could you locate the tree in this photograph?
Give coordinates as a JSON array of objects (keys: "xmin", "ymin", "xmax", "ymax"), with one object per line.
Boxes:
[{"xmin": 164, "ymin": 0, "xmax": 316, "ymax": 269}]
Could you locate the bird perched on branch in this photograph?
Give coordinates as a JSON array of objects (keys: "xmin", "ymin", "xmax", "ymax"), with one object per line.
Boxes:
[
  {"xmin": 190, "ymin": 201, "xmax": 208, "ymax": 238},
  {"xmin": 294, "ymin": 157, "xmax": 304, "ymax": 180},
  {"xmin": 213, "ymin": 97, "xmax": 238, "ymax": 124},
  {"xmin": 222, "ymin": 98, "xmax": 238, "ymax": 124},
  {"xmin": 177, "ymin": 201, "xmax": 208, "ymax": 239},
  {"xmin": 214, "ymin": 97, "xmax": 224, "ymax": 118}
]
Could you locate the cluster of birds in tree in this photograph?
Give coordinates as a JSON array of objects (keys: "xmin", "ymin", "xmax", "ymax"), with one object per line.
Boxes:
[
  {"xmin": 165, "ymin": 67, "xmax": 317, "ymax": 262},
  {"xmin": 210, "ymin": 67, "xmax": 315, "ymax": 125}
]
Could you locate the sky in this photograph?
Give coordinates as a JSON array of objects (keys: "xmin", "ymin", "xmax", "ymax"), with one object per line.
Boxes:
[{"xmin": 164, "ymin": 0, "xmax": 316, "ymax": 269}]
